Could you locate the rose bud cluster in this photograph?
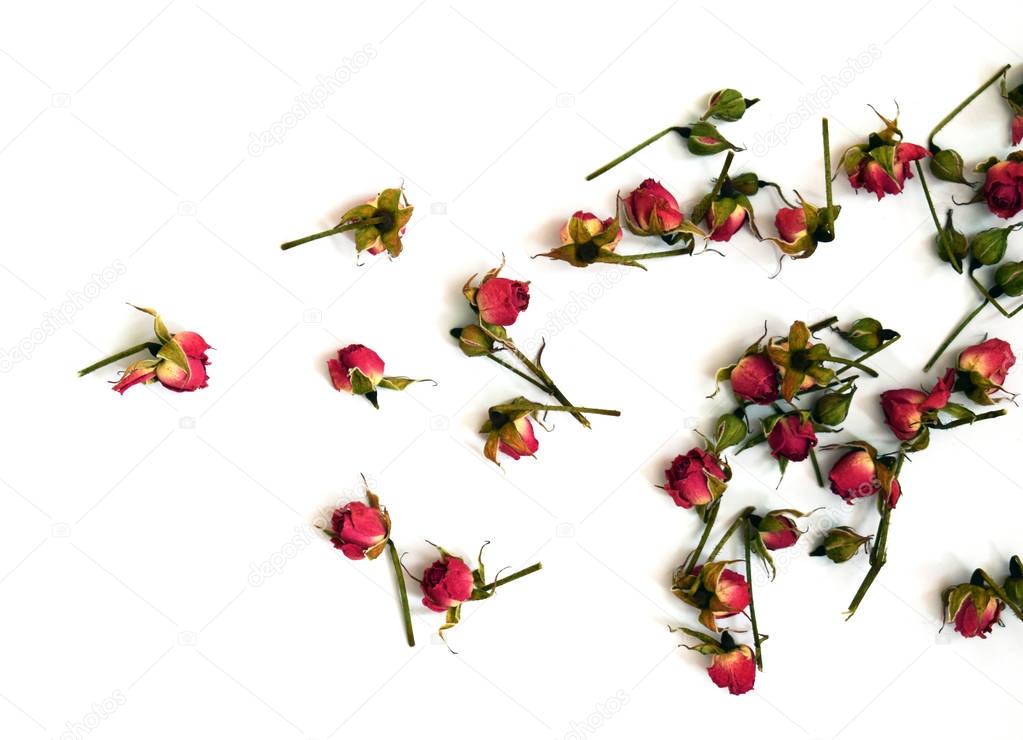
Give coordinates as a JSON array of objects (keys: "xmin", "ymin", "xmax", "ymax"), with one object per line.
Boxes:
[
  {"xmin": 324, "ymin": 492, "xmax": 390, "ymax": 561},
  {"xmin": 827, "ymin": 442, "xmax": 902, "ymax": 508},
  {"xmin": 327, "ymin": 344, "xmax": 430, "ymax": 409},
  {"xmin": 810, "ymin": 526, "xmax": 872, "ymax": 564},
  {"xmin": 957, "ymin": 338, "xmax": 1016, "ymax": 405},
  {"xmin": 415, "ymin": 543, "xmax": 542, "ymax": 643},
  {"xmin": 663, "ymin": 448, "xmax": 730, "ymax": 510},
  {"xmin": 672, "ymin": 561, "xmax": 751, "ymax": 632},
  {"xmin": 879, "ymin": 369, "xmax": 955, "ymax": 448},
  {"xmin": 841, "ymin": 108, "xmax": 929, "ymax": 200},
  {"xmin": 943, "ymin": 572, "xmax": 1005, "ymax": 639},
  {"xmin": 675, "ymin": 629, "xmax": 756, "ymax": 696},
  {"xmin": 979, "ymin": 154, "xmax": 1023, "ymax": 219},
  {"xmin": 281, "ymin": 186, "xmax": 414, "ymax": 257},
  {"xmin": 78, "ymin": 306, "xmax": 213, "ymax": 395}
]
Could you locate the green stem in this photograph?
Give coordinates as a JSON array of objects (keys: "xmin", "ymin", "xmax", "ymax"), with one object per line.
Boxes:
[
  {"xmin": 585, "ymin": 127, "xmax": 677, "ymax": 181},
  {"xmin": 387, "ymin": 540, "xmax": 415, "ymax": 647},
  {"xmin": 846, "ymin": 502, "xmax": 891, "ymax": 619},
  {"xmin": 523, "ymin": 404, "xmax": 621, "ymax": 417},
  {"xmin": 683, "ymin": 499, "xmax": 721, "ymax": 574},
  {"xmin": 78, "ymin": 341, "xmax": 153, "ymax": 376},
  {"xmin": 824, "ymin": 355, "xmax": 878, "ymax": 377},
  {"xmin": 916, "ymin": 161, "xmax": 962, "ymax": 272},
  {"xmin": 931, "ymin": 408, "xmax": 1007, "ymax": 430},
  {"xmin": 627, "ymin": 247, "xmax": 693, "ymax": 261},
  {"xmin": 809, "ymin": 448, "xmax": 824, "ymax": 487},
  {"xmin": 977, "ymin": 569, "xmax": 1023, "ymax": 623},
  {"xmin": 483, "ymin": 354, "xmax": 553, "ymax": 393},
  {"xmin": 483, "ymin": 562, "xmax": 543, "ymax": 590},
  {"xmin": 928, "ymin": 64, "xmax": 1011, "ymax": 150},
  {"xmin": 968, "ymin": 273, "xmax": 1015, "ymax": 318},
  {"xmin": 822, "ymin": 118, "xmax": 835, "ymax": 241},
  {"xmin": 838, "ymin": 335, "xmax": 900, "ymax": 379},
  {"xmin": 923, "ymin": 300, "xmax": 989, "ymax": 372},
  {"xmin": 280, "ymin": 216, "xmax": 385, "ymax": 251},
  {"xmin": 809, "ymin": 316, "xmax": 839, "ymax": 333},
  {"xmin": 743, "ymin": 519, "xmax": 764, "ymax": 670},
  {"xmin": 706, "ymin": 151, "xmax": 735, "ymax": 205},
  {"xmin": 759, "ymin": 180, "xmax": 797, "ymax": 208},
  {"xmin": 706, "ymin": 506, "xmax": 754, "ymax": 564}
]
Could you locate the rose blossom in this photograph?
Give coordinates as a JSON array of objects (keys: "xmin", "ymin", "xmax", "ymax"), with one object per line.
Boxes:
[
  {"xmin": 982, "ymin": 160, "xmax": 1023, "ymax": 219},
  {"xmin": 828, "ymin": 448, "xmax": 902, "ymax": 507},
  {"xmin": 774, "ymin": 207, "xmax": 807, "ymax": 243},
  {"xmin": 879, "ymin": 368, "xmax": 955, "ymax": 441},
  {"xmin": 730, "ymin": 353, "xmax": 779, "ymax": 404},
  {"xmin": 663, "ymin": 448, "xmax": 727, "ymax": 509},
  {"xmin": 476, "ymin": 276, "xmax": 530, "ymax": 326},
  {"xmin": 767, "ymin": 414, "xmax": 817, "ymax": 462},
  {"xmin": 848, "ymin": 142, "xmax": 929, "ymax": 200},
  {"xmin": 421, "ymin": 554, "xmax": 475, "ymax": 612},
  {"xmin": 958, "ymin": 338, "xmax": 1015, "ymax": 388},
  {"xmin": 623, "ymin": 179, "xmax": 684, "ymax": 235},
  {"xmin": 327, "ymin": 344, "xmax": 385, "ymax": 393},
  {"xmin": 707, "ymin": 636, "xmax": 756, "ymax": 695},
  {"xmin": 112, "ymin": 330, "xmax": 212, "ymax": 394},
  {"xmin": 328, "ymin": 501, "xmax": 389, "ymax": 560}
]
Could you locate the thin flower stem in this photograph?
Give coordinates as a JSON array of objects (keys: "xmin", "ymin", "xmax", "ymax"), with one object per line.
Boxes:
[
  {"xmin": 822, "ymin": 118, "xmax": 835, "ymax": 240},
  {"xmin": 483, "ymin": 354, "xmax": 552, "ymax": 393},
  {"xmin": 968, "ymin": 273, "xmax": 1015, "ymax": 318},
  {"xmin": 743, "ymin": 518, "xmax": 764, "ymax": 670},
  {"xmin": 846, "ymin": 502, "xmax": 891, "ymax": 619},
  {"xmin": 706, "ymin": 506, "xmax": 755, "ymax": 564},
  {"xmin": 707, "ymin": 151, "xmax": 735, "ymax": 204},
  {"xmin": 387, "ymin": 540, "xmax": 415, "ymax": 647},
  {"xmin": 928, "ymin": 64, "xmax": 1011, "ymax": 150},
  {"xmin": 824, "ymin": 355, "xmax": 878, "ymax": 377},
  {"xmin": 585, "ymin": 127, "xmax": 677, "ymax": 181},
  {"xmin": 626, "ymin": 247, "xmax": 694, "ymax": 261},
  {"xmin": 923, "ymin": 300, "xmax": 989, "ymax": 372},
  {"xmin": 809, "ymin": 448, "xmax": 824, "ymax": 487},
  {"xmin": 931, "ymin": 408, "xmax": 1007, "ymax": 430},
  {"xmin": 978, "ymin": 570, "xmax": 1023, "ymax": 623},
  {"xmin": 527, "ymin": 404, "xmax": 621, "ymax": 417},
  {"xmin": 916, "ymin": 161, "xmax": 962, "ymax": 272},
  {"xmin": 483, "ymin": 562, "xmax": 543, "ymax": 590},
  {"xmin": 837, "ymin": 335, "xmax": 901, "ymax": 379},
  {"xmin": 759, "ymin": 180, "xmax": 797, "ymax": 208},
  {"xmin": 809, "ymin": 316, "xmax": 839, "ymax": 333},
  {"xmin": 78, "ymin": 342, "xmax": 152, "ymax": 376},
  {"xmin": 683, "ymin": 499, "xmax": 721, "ymax": 573},
  {"xmin": 280, "ymin": 216, "xmax": 385, "ymax": 251}
]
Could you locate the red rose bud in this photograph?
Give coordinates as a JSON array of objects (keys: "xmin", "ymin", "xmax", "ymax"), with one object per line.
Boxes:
[
  {"xmin": 623, "ymin": 179, "xmax": 685, "ymax": 236},
  {"xmin": 753, "ymin": 511, "xmax": 801, "ymax": 551},
  {"xmin": 327, "ymin": 497, "xmax": 390, "ymax": 560},
  {"xmin": 879, "ymin": 368, "xmax": 955, "ymax": 444},
  {"xmin": 766, "ymin": 413, "xmax": 817, "ymax": 462},
  {"xmin": 421, "ymin": 553, "xmax": 475, "ymax": 612},
  {"xmin": 957, "ymin": 338, "xmax": 1016, "ymax": 404},
  {"xmin": 154, "ymin": 355, "xmax": 210, "ymax": 393},
  {"xmin": 775, "ymin": 206, "xmax": 807, "ymax": 243},
  {"xmin": 704, "ymin": 89, "xmax": 759, "ymax": 122},
  {"xmin": 328, "ymin": 343, "xmax": 385, "ymax": 399},
  {"xmin": 706, "ymin": 200, "xmax": 748, "ymax": 242},
  {"xmin": 663, "ymin": 448, "xmax": 729, "ymax": 509},
  {"xmin": 281, "ymin": 187, "xmax": 413, "ymax": 256},
  {"xmin": 476, "ymin": 276, "xmax": 530, "ymax": 327},
  {"xmin": 672, "ymin": 561, "xmax": 751, "ymax": 631},
  {"xmin": 810, "ymin": 526, "xmax": 872, "ymax": 563},
  {"xmin": 943, "ymin": 577, "xmax": 1004, "ymax": 639},
  {"xmin": 729, "ymin": 352, "xmax": 780, "ymax": 404},
  {"xmin": 844, "ymin": 109, "xmax": 929, "ymax": 200},
  {"xmin": 480, "ymin": 406, "xmax": 540, "ymax": 464},
  {"xmin": 707, "ymin": 634, "xmax": 756, "ymax": 696},
  {"xmin": 767, "ymin": 197, "xmax": 841, "ymax": 259},
  {"xmin": 982, "ymin": 159, "xmax": 1023, "ymax": 219},
  {"xmin": 827, "ymin": 445, "xmax": 901, "ymax": 507}
]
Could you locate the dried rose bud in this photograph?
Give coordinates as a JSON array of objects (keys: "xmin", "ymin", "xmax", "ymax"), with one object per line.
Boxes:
[
  {"xmin": 707, "ymin": 632, "xmax": 756, "ymax": 695},
  {"xmin": 827, "ymin": 443, "xmax": 901, "ymax": 508},
  {"xmin": 663, "ymin": 448, "xmax": 729, "ymax": 509},
  {"xmin": 995, "ymin": 261, "xmax": 1023, "ymax": 296},
  {"xmin": 812, "ymin": 389, "xmax": 853, "ymax": 426},
  {"xmin": 451, "ymin": 325, "xmax": 495, "ymax": 357},
  {"xmin": 765, "ymin": 413, "xmax": 817, "ymax": 463},
  {"xmin": 421, "ymin": 553, "xmax": 475, "ymax": 612},
  {"xmin": 752, "ymin": 511, "xmax": 801, "ymax": 551},
  {"xmin": 929, "ymin": 148, "xmax": 971, "ymax": 185},
  {"xmin": 943, "ymin": 574, "xmax": 1004, "ymax": 639},
  {"xmin": 327, "ymin": 496, "xmax": 390, "ymax": 561},
  {"xmin": 981, "ymin": 158, "xmax": 1023, "ymax": 219},
  {"xmin": 704, "ymin": 89, "xmax": 758, "ymax": 122},
  {"xmin": 843, "ymin": 108, "xmax": 929, "ymax": 200},
  {"xmin": 623, "ymin": 179, "xmax": 685, "ymax": 236},
  {"xmin": 838, "ymin": 317, "xmax": 898, "ymax": 352},
  {"xmin": 672, "ymin": 561, "xmax": 751, "ymax": 632},
  {"xmin": 957, "ymin": 338, "xmax": 1016, "ymax": 405},
  {"xmin": 810, "ymin": 526, "xmax": 871, "ymax": 563},
  {"xmin": 728, "ymin": 352, "xmax": 780, "ymax": 405},
  {"xmin": 879, "ymin": 368, "xmax": 955, "ymax": 445}
]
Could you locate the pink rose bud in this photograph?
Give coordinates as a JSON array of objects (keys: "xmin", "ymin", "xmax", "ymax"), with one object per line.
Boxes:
[
  {"xmin": 828, "ymin": 446, "xmax": 901, "ymax": 508},
  {"xmin": 879, "ymin": 368, "xmax": 955, "ymax": 443},
  {"xmin": 421, "ymin": 553, "xmax": 475, "ymax": 612},
  {"xmin": 753, "ymin": 511, "xmax": 801, "ymax": 551},
  {"xmin": 673, "ymin": 561, "xmax": 751, "ymax": 631},
  {"xmin": 707, "ymin": 632, "xmax": 756, "ymax": 695},
  {"xmin": 663, "ymin": 448, "xmax": 729, "ymax": 509},
  {"xmin": 623, "ymin": 179, "xmax": 685, "ymax": 236},
  {"xmin": 766, "ymin": 413, "xmax": 817, "ymax": 462},
  {"xmin": 957, "ymin": 338, "xmax": 1015, "ymax": 404},
  {"xmin": 729, "ymin": 352, "xmax": 780, "ymax": 404},
  {"xmin": 774, "ymin": 207, "xmax": 807, "ymax": 243},
  {"xmin": 328, "ymin": 500, "xmax": 390, "ymax": 560},
  {"xmin": 706, "ymin": 201, "xmax": 748, "ymax": 242},
  {"xmin": 982, "ymin": 159, "xmax": 1023, "ymax": 219},
  {"xmin": 328, "ymin": 344, "xmax": 386, "ymax": 398},
  {"xmin": 497, "ymin": 415, "xmax": 539, "ymax": 460},
  {"xmin": 559, "ymin": 211, "xmax": 622, "ymax": 250},
  {"xmin": 943, "ymin": 574, "xmax": 1004, "ymax": 639},
  {"xmin": 476, "ymin": 276, "xmax": 531, "ymax": 327},
  {"xmin": 155, "ymin": 355, "xmax": 210, "ymax": 392},
  {"xmin": 846, "ymin": 140, "xmax": 929, "ymax": 200}
]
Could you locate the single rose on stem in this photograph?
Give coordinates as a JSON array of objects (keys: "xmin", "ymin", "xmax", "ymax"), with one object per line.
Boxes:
[
  {"xmin": 410, "ymin": 542, "xmax": 542, "ymax": 647},
  {"xmin": 281, "ymin": 187, "xmax": 413, "ymax": 257},
  {"xmin": 327, "ymin": 344, "xmax": 433, "ymax": 409},
  {"xmin": 672, "ymin": 628, "xmax": 756, "ymax": 696},
  {"xmin": 320, "ymin": 480, "xmax": 415, "ymax": 647},
  {"xmin": 78, "ymin": 305, "xmax": 212, "ymax": 395},
  {"xmin": 584, "ymin": 88, "xmax": 755, "ymax": 181},
  {"xmin": 841, "ymin": 106, "xmax": 929, "ymax": 200},
  {"xmin": 479, "ymin": 398, "xmax": 620, "ymax": 465}
]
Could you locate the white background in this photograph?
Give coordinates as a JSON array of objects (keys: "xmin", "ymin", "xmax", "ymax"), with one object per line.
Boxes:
[{"xmin": 2, "ymin": 1, "xmax": 1022, "ymax": 738}]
